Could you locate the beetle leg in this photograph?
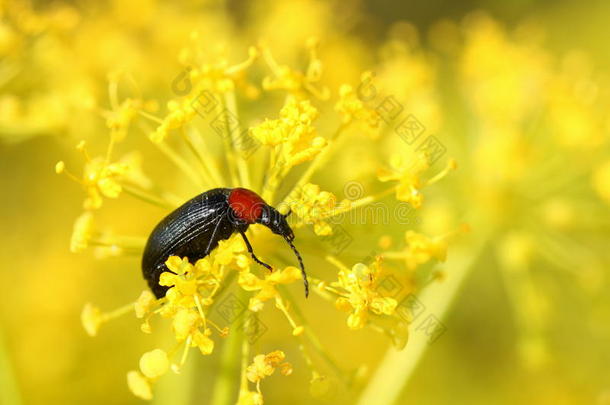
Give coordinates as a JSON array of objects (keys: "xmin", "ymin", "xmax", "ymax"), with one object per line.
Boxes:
[
  {"xmin": 204, "ymin": 215, "xmax": 225, "ymax": 255},
  {"xmin": 239, "ymin": 231, "xmax": 273, "ymax": 271}
]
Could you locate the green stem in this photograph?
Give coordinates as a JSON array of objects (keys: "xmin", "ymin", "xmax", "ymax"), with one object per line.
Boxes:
[
  {"xmin": 210, "ymin": 289, "xmax": 245, "ymax": 405},
  {"xmin": 224, "ymin": 92, "xmax": 251, "ymax": 189},
  {"xmin": 219, "ymin": 97, "xmax": 240, "ymax": 188},
  {"xmin": 356, "ymin": 237, "xmax": 488, "ymax": 405},
  {"xmin": 152, "ymin": 272, "xmax": 237, "ymax": 405},
  {"xmin": 152, "ymin": 350, "xmax": 195, "ymax": 405},
  {"xmin": 0, "ymin": 323, "xmax": 22, "ymax": 405},
  {"xmin": 279, "ymin": 287, "xmax": 347, "ymax": 384}
]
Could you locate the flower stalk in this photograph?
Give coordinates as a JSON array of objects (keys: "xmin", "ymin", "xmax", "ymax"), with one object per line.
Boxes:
[{"xmin": 356, "ymin": 236, "xmax": 488, "ymax": 405}]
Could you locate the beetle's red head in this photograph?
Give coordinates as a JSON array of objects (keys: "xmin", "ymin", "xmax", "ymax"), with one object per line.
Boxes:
[
  {"xmin": 228, "ymin": 188, "xmax": 307, "ymax": 296},
  {"xmin": 228, "ymin": 188, "xmax": 294, "ymax": 239},
  {"xmin": 228, "ymin": 188, "xmax": 267, "ymax": 224}
]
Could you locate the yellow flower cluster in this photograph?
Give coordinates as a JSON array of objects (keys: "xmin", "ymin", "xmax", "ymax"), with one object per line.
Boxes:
[
  {"xmin": 124, "ymin": 245, "xmax": 241, "ymax": 398},
  {"xmin": 146, "ymin": 45, "xmax": 262, "ymax": 144},
  {"xmin": 378, "ymin": 152, "xmax": 457, "ymax": 208},
  {"xmin": 251, "ymin": 98, "xmax": 327, "ymax": 168},
  {"xmin": 285, "ymin": 183, "xmax": 351, "ymax": 235},
  {"xmin": 81, "ymin": 232, "xmax": 308, "ymax": 399},
  {"xmin": 261, "ymin": 38, "xmax": 329, "ymax": 99},
  {"xmin": 380, "ymin": 226, "xmax": 468, "ymax": 278},
  {"xmin": 327, "ymin": 257, "xmax": 398, "ymax": 330},
  {"xmin": 335, "ymin": 78, "xmax": 381, "ymax": 132},
  {"xmin": 187, "ymin": 44, "xmax": 259, "ymax": 94},
  {"xmin": 5, "ymin": 0, "xmax": 608, "ymax": 401},
  {"xmin": 238, "ymin": 266, "xmax": 302, "ymax": 312},
  {"xmin": 246, "ymin": 350, "xmax": 292, "ymax": 383},
  {"xmin": 56, "ymin": 137, "xmax": 153, "ymax": 258},
  {"xmin": 55, "ymin": 33, "xmax": 457, "ymax": 401},
  {"xmin": 104, "ymin": 98, "xmax": 142, "ymax": 142},
  {"xmin": 148, "ymin": 98, "xmax": 199, "ymax": 144},
  {"xmin": 237, "ymin": 351, "xmax": 293, "ymax": 405},
  {"xmin": 400, "ymin": 231, "xmax": 449, "ymax": 271}
]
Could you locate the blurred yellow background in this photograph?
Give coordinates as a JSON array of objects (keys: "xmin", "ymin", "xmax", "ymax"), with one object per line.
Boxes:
[{"xmin": 1, "ymin": 1, "xmax": 609, "ymax": 404}]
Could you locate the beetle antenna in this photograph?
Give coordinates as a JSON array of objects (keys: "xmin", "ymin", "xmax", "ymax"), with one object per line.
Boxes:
[{"xmin": 285, "ymin": 237, "xmax": 308, "ymax": 297}]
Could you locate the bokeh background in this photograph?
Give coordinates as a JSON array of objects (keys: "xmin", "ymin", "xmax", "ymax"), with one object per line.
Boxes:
[{"xmin": 1, "ymin": 0, "xmax": 609, "ymax": 404}]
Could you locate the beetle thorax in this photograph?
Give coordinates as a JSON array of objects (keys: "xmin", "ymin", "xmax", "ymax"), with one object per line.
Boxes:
[{"xmin": 228, "ymin": 188, "xmax": 266, "ymax": 224}]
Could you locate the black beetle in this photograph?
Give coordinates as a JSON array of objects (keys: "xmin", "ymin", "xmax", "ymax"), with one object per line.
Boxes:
[{"xmin": 142, "ymin": 188, "xmax": 308, "ymax": 299}]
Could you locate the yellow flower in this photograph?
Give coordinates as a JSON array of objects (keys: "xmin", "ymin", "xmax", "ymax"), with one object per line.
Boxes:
[
  {"xmin": 401, "ymin": 230, "xmax": 448, "ymax": 270},
  {"xmin": 172, "ymin": 308, "xmax": 201, "ymax": 341},
  {"xmin": 83, "ymin": 159, "xmax": 126, "ymax": 207},
  {"xmin": 139, "ymin": 349, "xmax": 169, "ymax": 379},
  {"xmin": 285, "ymin": 183, "xmax": 351, "ymax": 235},
  {"xmin": 80, "ymin": 303, "xmax": 103, "ymax": 337},
  {"xmin": 105, "ymin": 98, "xmax": 140, "ymax": 142},
  {"xmin": 246, "ymin": 350, "xmax": 291, "ymax": 383},
  {"xmin": 181, "ymin": 44, "xmax": 259, "ymax": 95},
  {"xmin": 238, "ymin": 266, "xmax": 302, "ymax": 311},
  {"xmin": 192, "ymin": 329, "xmax": 215, "ymax": 355},
  {"xmin": 149, "ymin": 46, "xmax": 260, "ymax": 143},
  {"xmin": 213, "ymin": 237, "xmax": 250, "ymax": 269},
  {"xmin": 148, "ymin": 98, "xmax": 199, "ymax": 143},
  {"xmin": 335, "ymin": 74, "xmax": 381, "ymax": 132},
  {"xmin": 134, "ymin": 290, "xmax": 156, "ymax": 318},
  {"xmin": 160, "ymin": 256, "xmax": 199, "ymax": 296},
  {"xmin": 378, "ymin": 152, "xmax": 457, "ymax": 208},
  {"xmin": 70, "ymin": 211, "xmax": 95, "ymax": 253},
  {"xmin": 261, "ymin": 39, "xmax": 329, "ymax": 99},
  {"xmin": 126, "ymin": 370, "xmax": 153, "ymax": 400},
  {"xmin": 57, "ymin": 140, "xmax": 150, "ymax": 210},
  {"xmin": 326, "ymin": 258, "xmax": 397, "ymax": 330},
  {"xmin": 250, "ymin": 98, "xmax": 327, "ymax": 170}
]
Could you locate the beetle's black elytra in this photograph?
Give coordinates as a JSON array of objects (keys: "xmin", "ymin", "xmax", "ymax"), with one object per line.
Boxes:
[{"xmin": 142, "ymin": 188, "xmax": 308, "ymax": 299}]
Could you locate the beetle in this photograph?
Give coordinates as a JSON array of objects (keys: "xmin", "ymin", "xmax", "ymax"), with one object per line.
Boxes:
[{"xmin": 142, "ymin": 188, "xmax": 308, "ymax": 299}]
